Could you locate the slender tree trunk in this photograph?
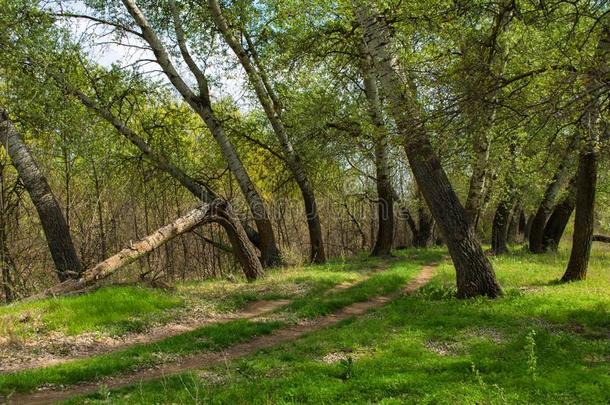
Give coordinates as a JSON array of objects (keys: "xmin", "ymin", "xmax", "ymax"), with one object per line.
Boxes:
[
  {"xmin": 463, "ymin": 2, "xmax": 514, "ymax": 226},
  {"xmin": 357, "ymin": 5, "xmax": 502, "ymax": 298},
  {"xmin": 542, "ymin": 179, "xmax": 576, "ymax": 251},
  {"xmin": 121, "ymin": 0, "xmax": 281, "ymax": 267},
  {"xmin": 359, "ymin": 41, "xmax": 394, "ymax": 256},
  {"xmin": 507, "ymin": 204, "xmax": 522, "ymax": 244},
  {"xmin": 0, "ymin": 109, "xmax": 83, "ymax": 281},
  {"xmin": 528, "ymin": 139, "xmax": 575, "ymax": 252}
]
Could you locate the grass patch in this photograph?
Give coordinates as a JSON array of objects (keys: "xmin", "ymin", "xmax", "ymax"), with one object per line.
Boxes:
[
  {"xmin": 68, "ymin": 246, "xmax": 609, "ymax": 404},
  {"xmin": 0, "ymin": 286, "xmax": 183, "ymax": 338},
  {"xmin": 0, "ymin": 250, "xmax": 437, "ymax": 395}
]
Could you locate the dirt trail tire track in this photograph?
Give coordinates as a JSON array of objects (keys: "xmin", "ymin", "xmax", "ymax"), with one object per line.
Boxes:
[
  {"xmin": 2, "ymin": 260, "xmax": 392, "ymax": 374},
  {"xmin": 4, "ymin": 263, "xmax": 436, "ymax": 405}
]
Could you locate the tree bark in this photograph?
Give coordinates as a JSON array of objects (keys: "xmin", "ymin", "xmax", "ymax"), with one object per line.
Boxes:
[
  {"xmin": 357, "ymin": 5, "xmax": 502, "ymax": 298},
  {"xmin": 358, "ymin": 41, "xmax": 394, "ymax": 256},
  {"xmin": 121, "ymin": 0, "xmax": 281, "ymax": 267},
  {"xmin": 491, "ymin": 199, "xmax": 514, "ymax": 255},
  {"xmin": 528, "ymin": 137, "xmax": 576, "ymax": 253},
  {"xmin": 28, "ymin": 202, "xmax": 262, "ymax": 300},
  {"xmin": 562, "ymin": 139, "xmax": 597, "ymax": 281},
  {"xmin": 562, "ymin": 19, "xmax": 607, "ymax": 282},
  {"xmin": 0, "ymin": 109, "xmax": 83, "ymax": 281},
  {"xmin": 541, "ymin": 177, "xmax": 576, "ymax": 251}
]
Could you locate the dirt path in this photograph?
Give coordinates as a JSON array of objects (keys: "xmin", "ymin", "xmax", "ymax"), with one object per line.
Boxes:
[
  {"xmin": 4, "ymin": 263, "xmax": 436, "ymax": 405},
  {"xmin": 1, "ymin": 260, "xmax": 393, "ymax": 374}
]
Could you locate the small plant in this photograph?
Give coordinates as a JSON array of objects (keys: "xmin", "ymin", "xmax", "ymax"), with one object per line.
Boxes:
[
  {"xmin": 470, "ymin": 362, "xmax": 485, "ymax": 386},
  {"xmin": 525, "ymin": 329, "xmax": 538, "ymax": 380},
  {"xmin": 339, "ymin": 356, "xmax": 354, "ymax": 380}
]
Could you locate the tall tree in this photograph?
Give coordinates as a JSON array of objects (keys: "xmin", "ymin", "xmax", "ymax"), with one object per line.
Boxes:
[
  {"xmin": 206, "ymin": 0, "xmax": 326, "ymax": 263},
  {"xmin": 562, "ymin": 18, "xmax": 609, "ymax": 282},
  {"xmin": 0, "ymin": 108, "xmax": 83, "ymax": 281},
  {"xmin": 355, "ymin": 4, "xmax": 502, "ymax": 298},
  {"xmin": 115, "ymin": 0, "xmax": 282, "ymax": 266}
]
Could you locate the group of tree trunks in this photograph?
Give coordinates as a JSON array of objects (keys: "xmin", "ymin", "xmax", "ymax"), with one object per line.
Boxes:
[{"xmin": 1, "ymin": 2, "xmax": 606, "ymax": 300}]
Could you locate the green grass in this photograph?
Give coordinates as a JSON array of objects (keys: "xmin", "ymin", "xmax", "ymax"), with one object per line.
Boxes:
[
  {"xmin": 0, "ymin": 286, "xmax": 183, "ymax": 337},
  {"xmin": 65, "ymin": 246, "xmax": 609, "ymax": 404},
  {"xmin": 0, "ymin": 250, "xmax": 437, "ymax": 396}
]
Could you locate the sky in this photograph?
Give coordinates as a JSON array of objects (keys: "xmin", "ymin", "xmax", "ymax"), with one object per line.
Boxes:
[{"xmin": 48, "ymin": 0, "xmax": 251, "ymax": 106}]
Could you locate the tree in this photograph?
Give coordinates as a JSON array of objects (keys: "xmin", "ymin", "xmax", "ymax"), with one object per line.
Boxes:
[
  {"xmin": 355, "ymin": 3, "xmax": 502, "ymax": 298},
  {"xmin": 0, "ymin": 108, "xmax": 83, "ymax": 281}
]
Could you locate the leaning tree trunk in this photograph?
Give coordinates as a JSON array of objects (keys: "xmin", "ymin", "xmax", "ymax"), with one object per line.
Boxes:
[
  {"xmin": 357, "ymin": 5, "xmax": 502, "ymax": 298},
  {"xmin": 561, "ymin": 19, "xmax": 607, "ymax": 282},
  {"xmin": 29, "ymin": 202, "xmax": 263, "ymax": 300},
  {"xmin": 205, "ymin": 0, "xmax": 325, "ymax": 263},
  {"xmin": 359, "ymin": 41, "xmax": 394, "ymax": 256},
  {"xmin": 67, "ymin": 87, "xmax": 264, "ymax": 276},
  {"xmin": 528, "ymin": 138, "xmax": 576, "ymax": 253},
  {"xmin": 0, "ymin": 109, "xmax": 83, "ymax": 281},
  {"xmin": 542, "ymin": 178, "xmax": 576, "ymax": 251},
  {"xmin": 121, "ymin": 0, "xmax": 281, "ymax": 267}
]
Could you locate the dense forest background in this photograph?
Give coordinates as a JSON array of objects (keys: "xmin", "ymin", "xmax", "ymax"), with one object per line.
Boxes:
[{"xmin": 0, "ymin": 0, "xmax": 608, "ymax": 301}]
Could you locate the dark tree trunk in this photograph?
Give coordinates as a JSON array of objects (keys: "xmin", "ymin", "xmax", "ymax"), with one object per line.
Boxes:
[
  {"xmin": 0, "ymin": 109, "xmax": 83, "ymax": 281},
  {"xmin": 491, "ymin": 199, "xmax": 513, "ymax": 255},
  {"xmin": 542, "ymin": 179, "xmax": 576, "ymax": 251},
  {"xmin": 528, "ymin": 143, "xmax": 575, "ymax": 253},
  {"xmin": 562, "ymin": 18, "xmax": 607, "ymax": 282},
  {"xmin": 413, "ymin": 206, "xmax": 435, "ymax": 248},
  {"xmin": 562, "ymin": 140, "xmax": 598, "ymax": 282},
  {"xmin": 518, "ymin": 210, "xmax": 527, "ymax": 236},
  {"xmin": 357, "ymin": 6, "xmax": 502, "ymax": 298}
]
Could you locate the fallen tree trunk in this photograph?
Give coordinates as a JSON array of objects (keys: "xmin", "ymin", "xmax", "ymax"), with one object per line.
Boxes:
[
  {"xmin": 27, "ymin": 202, "xmax": 261, "ymax": 300},
  {"xmin": 593, "ymin": 235, "xmax": 610, "ymax": 243}
]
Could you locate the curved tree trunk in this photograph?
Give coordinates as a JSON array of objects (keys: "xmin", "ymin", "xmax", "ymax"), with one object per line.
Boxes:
[
  {"xmin": 121, "ymin": 0, "xmax": 281, "ymax": 267},
  {"xmin": 66, "ymin": 87, "xmax": 264, "ymax": 278},
  {"xmin": 0, "ymin": 109, "xmax": 83, "ymax": 281},
  {"xmin": 541, "ymin": 178, "xmax": 576, "ymax": 251},
  {"xmin": 205, "ymin": 0, "xmax": 325, "ymax": 263},
  {"xmin": 357, "ymin": 5, "xmax": 502, "ymax": 298},
  {"xmin": 528, "ymin": 139, "xmax": 575, "ymax": 253}
]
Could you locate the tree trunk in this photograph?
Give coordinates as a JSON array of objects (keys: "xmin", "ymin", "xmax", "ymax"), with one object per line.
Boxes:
[
  {"xmin": 541, "ymin": 178, "xmax": 576, "ymax": 251},
  {"xmin": 528, "ymin": 139, "xmax": 575, "ymax": 253},
  {"xmin": 561, "ymin": 18, "xmax": 607, "ymax": 282},
  {"xmin": 121, "ymin": 0, "xmax": 281, "ymax": 267},
  {"xmin": 413, "ymin": 205, "xmax": 435, "ymax": 248},
  {"xmin": 0, "ymin": 109, "xmax": 83, "ymax": 281},
  {"xmin": 357, "ymin": 5, "xmax": 502, "ymax": 298},
  {"xmin": 67, "ymin": 88, "xmax": 264, "ymax": 275},
  {"xmin": 359, "ymin": 41, "xmax": 394, "ymax": 256},
  {"xmin": 562, "ymin": 141, "xmax": 597, "ymax": 281},
  {"xmin": 507, "ymin": 204, "xmax": 522, "ymax": 244},
  {"xmin": 491, "ymin": 199, "xmax": 513, "ymax": 255},
  {"xmin": 28, "ymin": 202, "xmax": 262, "ymax": 300}
]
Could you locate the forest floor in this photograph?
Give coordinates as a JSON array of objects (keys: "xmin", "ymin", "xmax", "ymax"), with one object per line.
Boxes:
[{"xmin": 0, "ymin": 246, "xmax": 609, "ymax": 404}]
